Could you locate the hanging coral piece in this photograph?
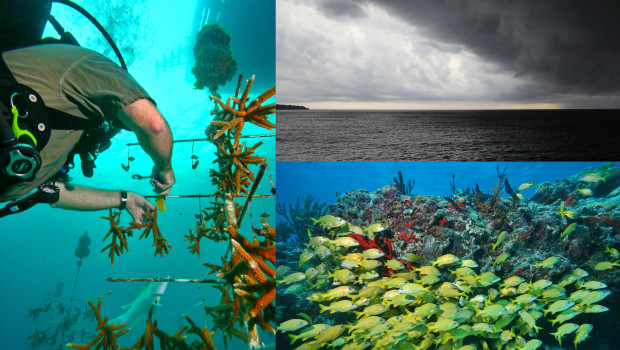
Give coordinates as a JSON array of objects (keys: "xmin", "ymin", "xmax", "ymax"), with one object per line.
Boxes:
[
  {"xmin": 99, "ymin": 208, "xmax": 171, "ymax": 265},
  {"xmin": 192, "ymin": 24, "xmax": 238, "ymax": 95},
  {"xmin": 74, "ymin": 231, "xmax": 91, "ymax": 260},
  {"xmin": 100, "ymin": 210, "xmax": 130, "ymax": 265}
]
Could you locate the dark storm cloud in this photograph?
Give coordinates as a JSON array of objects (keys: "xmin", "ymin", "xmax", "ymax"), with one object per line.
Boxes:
[
  {"xmin": 325, "ymin": 0, "xmax": 620, "ymax": 96},
  {"xmin": 316, "ymin": 0, "xmax": 368, "ymax": 18}
]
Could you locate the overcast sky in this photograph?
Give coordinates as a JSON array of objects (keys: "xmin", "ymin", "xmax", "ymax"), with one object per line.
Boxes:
[{"xmin": 277, "ymin": 0, "xmax": 620, "ymax": 109}]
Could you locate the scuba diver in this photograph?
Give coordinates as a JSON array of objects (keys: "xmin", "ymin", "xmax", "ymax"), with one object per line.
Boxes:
[{"xmin": 0, "ymin": 0, "xmax": 175, "ymax": 222}]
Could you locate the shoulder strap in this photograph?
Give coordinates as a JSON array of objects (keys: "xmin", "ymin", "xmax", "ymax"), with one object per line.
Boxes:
[
  {"xmin": 47, "ymin": 107, "xmax": 99, "ymax": 130},
  {"xmin": 1, "ymin": 52, "xmax": 98, "ymax": 133}
]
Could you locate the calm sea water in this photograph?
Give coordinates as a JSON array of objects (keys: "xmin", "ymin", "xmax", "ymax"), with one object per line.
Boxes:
[
  {"xmin": 1, "ymin": 1, "xmax": 275, "ymax": 349},
  {"xmin": 277, "ymin": 109, "xmax": 620, "ymax": 161}
]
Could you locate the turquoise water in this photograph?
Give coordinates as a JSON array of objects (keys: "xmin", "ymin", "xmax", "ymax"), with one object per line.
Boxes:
[{"xmin": 1, "ymin": 0, "xmax": 275, "ymax": 348}]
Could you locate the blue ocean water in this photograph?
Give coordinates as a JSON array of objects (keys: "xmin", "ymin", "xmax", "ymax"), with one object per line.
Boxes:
[
  {"xmin": 276, "ymin": 109, "xmax": 620, "ymax": 161},
  {"xmin": 1, "ymin": 1, "xmax": 275, "ymax": 349},
  {"xmin": 277, "ymin": 162, "xmax": 609, "ymax": 215}
]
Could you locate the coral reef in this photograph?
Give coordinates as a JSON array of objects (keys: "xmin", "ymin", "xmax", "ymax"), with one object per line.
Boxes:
[
  {"xmin": 325, "ymin": 165, "xmax": 620, "ymax": 285},
  {"xmin": 278, "ymin": 216, "xmax": 612, "ymax": 349},
  {"xmin": 276, "ymin": 165, "xmax": 620, "ymax": 349}
]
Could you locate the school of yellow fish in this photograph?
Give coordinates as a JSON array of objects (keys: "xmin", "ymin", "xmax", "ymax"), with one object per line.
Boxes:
[{"xmin": 277, "ymin": 216, "xmax": 613, "ymax": 350}]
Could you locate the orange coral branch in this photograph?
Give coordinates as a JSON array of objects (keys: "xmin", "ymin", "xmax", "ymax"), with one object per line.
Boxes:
[
  {"xmin": 184, "ymin": 315, "xmax": 216, "ymax": 350},
  {"xmin": 66, "ymin": 297, "xmax": 129, "ymax": 350},
  {"xmin": 231, "ymin": 239, "xmax": 267, "ymax": 285},
  {"xmin": 209, "ymin": 76, "xmax": 275, "ymax": 148},
  {"xmin": 130, "ymin": 208, "xmax": 172, "ymax": 258},
  {"xmin": 100, "ymin": 209, "xmax": 130, "ymax": 265}
]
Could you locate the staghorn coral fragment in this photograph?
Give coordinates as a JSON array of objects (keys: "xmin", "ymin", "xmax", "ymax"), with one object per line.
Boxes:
[
  {"xmin": 184, "ymin": 229, "xmax": 202, "ymax": 256},
  {"xmin": 200, "ymin": 232, "xmax": 275, "ymax": 345},
  {"xmin": 231, "ymin": 239, "xmax": 267, "ymax": 284},
  {"xmin": 66, "ymin": 297, "xmax": 129, "ymax": 350},
  {"xmin": 249, "ymin": 284, "xmax": 275, "ymax": 319},
  {"xmin": 209, "ymin": 75, "xmax": 275, "ymax": 148},
  {"xmin": 100, "ymin": 209, "xmax": 130, "ymax": 265},
  {"xmin": 131, "ymin": 306, "xmax": 189, "ymax": 350},
  {"xmin": 184, "ymin": 315, "xmax": 217, "ymax": 350},
  {"xmin": 99, "ymin": 208, "xmax": 173, "ymax": 265},
  {"xmin": 226, "ymin": 225, "xmax": 275, "ymax": 266},
  {"xmin": 153, "ymin": 237, "xmax": 172, "ymax": 257},
  {"xmin": 212, "ymin": 139, "xmax": 266, "ymax": 195},
  {"xmin": 130, "ymin": 208, "xmax": 173, "ymax": 258}
]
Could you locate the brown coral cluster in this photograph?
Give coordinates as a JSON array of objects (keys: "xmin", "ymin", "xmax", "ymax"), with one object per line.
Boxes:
[
  {"xmin": 100, "ymin": 210, "xmax": 131, "ymax": 265},
  {"xmin": 209, "ymin": 75, "xmax": 275, "ymax": 148},
  {"xmin": 99, "ymin": 208, "xmax": 171, "ymax": 265},
  {"xmin": 213, "ymin": 139, "xmax": 267, "ymax": 195},
  {"xmin": 202, "ymin": 222, "xmax": 276, "ymax": 339},
  {"xmin": 207, "ymin": 75, "xmax": 274, "ymax": 198},
  {"xmin": 129, "ymin": 208, "xmax": 172, "ymax": 258},
  {"xmin": 66, "ymin": 298, "xmax": 129, "ymax": 350}
]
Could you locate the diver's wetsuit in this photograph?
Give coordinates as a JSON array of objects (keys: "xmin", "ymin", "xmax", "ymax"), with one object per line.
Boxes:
[{"xmin": 1, "ymin": 44, "xmax": 153, "ymax": 201}]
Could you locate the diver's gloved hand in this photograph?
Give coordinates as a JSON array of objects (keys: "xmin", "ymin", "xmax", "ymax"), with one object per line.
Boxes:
[
  {"xmin": 150, "ymin": 166, "xmax": 175, "ymax": 196},
  {"xmin": 126, "ymin": 191, "xmax": 156, "ymax": 224}
]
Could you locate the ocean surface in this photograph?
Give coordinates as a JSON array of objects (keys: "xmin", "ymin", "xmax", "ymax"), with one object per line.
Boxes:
[
  {"xmin": 276, "ymin": 109, "xmax": 620, "ymax": 161},
  {"xmin": 1, "ymin": 1, "xmax": 275, "ymax": 349}
]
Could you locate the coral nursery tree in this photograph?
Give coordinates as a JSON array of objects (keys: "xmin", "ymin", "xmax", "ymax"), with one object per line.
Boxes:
[{"xmin": 68, "ymin": 72, "xmax": 275, "ymax": 349}]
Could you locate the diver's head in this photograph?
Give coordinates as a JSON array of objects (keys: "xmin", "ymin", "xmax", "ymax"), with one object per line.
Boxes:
[{"xmin": 0, "ymin": 0, "xmax": 52, "ymax": 51}]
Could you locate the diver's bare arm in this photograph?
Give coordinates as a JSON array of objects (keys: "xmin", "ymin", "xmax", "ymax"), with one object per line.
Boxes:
[
  {"xmin": 116, "ymin": 99, "xmax": 173, "ymax": 171},
  {"xmin": 51, "ymin": 182, "xmax": 155, "ymax": 223},
  {"xmin": 51, "ymin": 182, "xmax": 125, "ymax": 210}
]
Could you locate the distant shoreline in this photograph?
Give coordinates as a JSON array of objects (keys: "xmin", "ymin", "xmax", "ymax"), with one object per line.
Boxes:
[{"xmin": 276, "ymin": 104, "xmax": 309, "ymax": 110}]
